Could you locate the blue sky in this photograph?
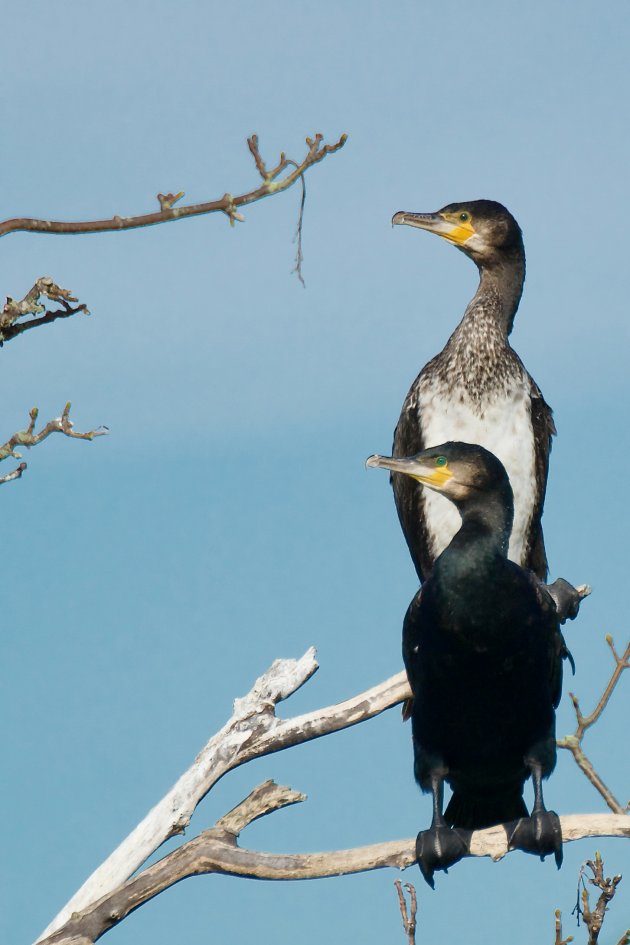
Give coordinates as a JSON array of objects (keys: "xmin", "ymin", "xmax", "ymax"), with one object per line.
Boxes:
[{"xmin": 2, "ymin": 1, "xmax": 629, "ymax": 942}]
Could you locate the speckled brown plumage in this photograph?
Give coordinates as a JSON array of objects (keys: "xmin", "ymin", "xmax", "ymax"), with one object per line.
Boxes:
[{"xmin": 391, "ymin": 200, "xmax": 554, "ymax": 582}]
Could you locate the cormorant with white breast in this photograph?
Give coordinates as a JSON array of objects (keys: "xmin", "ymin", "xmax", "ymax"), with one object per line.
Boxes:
[
  {"xmin": 392, "ymin": 201, "xmax": 551, "ymax": 580},
  {"xmin": 367, "ymin": 442, "xmax": 572, "ymax": 887}
]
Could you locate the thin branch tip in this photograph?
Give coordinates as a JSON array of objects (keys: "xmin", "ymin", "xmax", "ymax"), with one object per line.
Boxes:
[
  {"xmin": 1, "ymin": 132, "xmax": 347, "ymax": 242},
  {"xmin": 1, "ymin": 277, "xmax": 89, "ymax": 344},
  {"xmin": 558, "ymin": 637, "xmax": 630, "ymax": 814}
]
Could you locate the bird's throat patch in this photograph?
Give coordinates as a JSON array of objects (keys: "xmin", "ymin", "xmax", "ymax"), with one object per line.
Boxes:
[
  {"xmin": 439, "ymin": 217, "xmax": 476, "ymax": 246},
  {"xmin": 415, "ymin": 465, "xmax": 453, "ymax": 488}
]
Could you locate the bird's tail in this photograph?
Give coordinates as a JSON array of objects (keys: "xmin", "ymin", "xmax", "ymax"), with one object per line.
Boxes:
[{"xmin": 444, "ymin": 789, "xmax": 528, "ymax": 831}]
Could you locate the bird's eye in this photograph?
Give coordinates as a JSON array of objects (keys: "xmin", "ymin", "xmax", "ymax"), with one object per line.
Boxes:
[
  {"xmin": 435, "ymin": 456, "xmax": 447, "ymax": 467},
  {"xmin": 459, "ymin": 212, "xmax": 470, "ymax": 222}
]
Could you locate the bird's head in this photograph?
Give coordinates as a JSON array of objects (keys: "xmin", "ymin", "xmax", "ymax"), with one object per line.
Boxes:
[
  {"xmin": 366, "ymin": 441, "xmax": 512, "ymax": 509},
  {"xmin": 392, "ymin": 200, "xmax": 523, "ymax": 267}
]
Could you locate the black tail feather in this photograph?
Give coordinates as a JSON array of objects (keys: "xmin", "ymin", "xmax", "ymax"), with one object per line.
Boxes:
[{"xmin": 444, "ymin": 790, "xmax": 528, "ymax": 830}]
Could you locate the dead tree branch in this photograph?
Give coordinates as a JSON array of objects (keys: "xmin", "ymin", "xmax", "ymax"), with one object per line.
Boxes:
[
  {"xmin": 37, "ymin": 651, "xmax": 409, "ymax": 939},
  {"xmin": 0, "ymin": 404, "xmax": 106, "ymax": 484},
  {"xmin": 554, "ymin": 909, "xmax": 574, "ymax": 945},
  {"xmin": 0, "ymin": 135, "xmax": 345, "ymax": 341},
  {"xmin": 38, "ymin": 646, "xmax": 630, "ymax": 944},
  {"xmin": 0, "ymin": 461, "xmax": 27, "ymax": 484},
  {"xmin": 558, "ymin": 638, "xmax": 630, "ymax": 814},
  {"xmin": 0, "ymin": 277, "xmax": 89, "ymax": 345},
  {"xmin": 573, "ymin": 852, "xmax": 629, "ymax": 945},
  {"xmin": 395, "ymin": 880, "xmax": 418, "ymax": 945},
  {"xmin": 0, "ymin": 133, "xmax": 346, "ymax": 239},
  {"xmin": 37, "ymin": 782, "xmax": 630, "ymax": 945},
  {"xmin": 0, "ymin": 404, "xmax": 107, "ymax": 461}
]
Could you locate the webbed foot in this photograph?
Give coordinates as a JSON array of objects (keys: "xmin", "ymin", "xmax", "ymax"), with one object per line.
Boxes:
[
  {"xmin": 507, "ymin": 809, "xmax": 563, "ymax": 868},
  {"xmin": 415, "ymin": 824, "xmax": 469, "ymax": 888},
  {"xmin": 546, "ymin": 578, "xmax": 589, "ymax": 624}
]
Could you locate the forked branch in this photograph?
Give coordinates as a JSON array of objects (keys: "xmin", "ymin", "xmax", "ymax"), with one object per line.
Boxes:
[
  {"xmin": 0, "ymin": 133, "xmax": 346, "ymax": 239},
  {"xmin": 570, "ymin": 852, "xmax": 629, "ymax": 945},
  {"xmin": 1, "ymin": 135, "xmax": 346, "ymax": 340},
  {"xmin": 37, "ymin": 784, "xmax": 630, "ymax": 945},
  {"xmin": 0, "ymin": 404, "xmax": 106, "ymax": 484},
  {"xmin": 395, "ymin": 880, "xmax": 418, "ymax": 945},
  {"xmin": 37, "ymin": 642, "xmax": 630, "ymax": 945},
  {"xmin": 558, "ymin": 638, "xmax": 630, "ymax": 814},
  {"xmin": 0, "ymin": 277, "xmax": 89, "ymax": 344}
]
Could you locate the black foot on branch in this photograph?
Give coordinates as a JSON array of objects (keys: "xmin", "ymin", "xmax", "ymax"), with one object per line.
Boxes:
[
  {"xmin": 546, "ymin": 578, "xmax": 590, "ymax": 624},
  {"xmin": 415, "ymin": 825, "xmax": 469, "ymax": 888},
  {"xmin": 507, "ymin": 810, "xmax": 563, "ymax": 867}
]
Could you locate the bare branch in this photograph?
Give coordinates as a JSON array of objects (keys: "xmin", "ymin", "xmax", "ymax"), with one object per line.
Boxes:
[
  {"xmin": 215, "ymin": 780, "xmax": 306, "ymax": 835},
  {"xmin": 291, "ymin": 171, "xmax": 307, "ymax": 287},
  {"xmin": 0, "ymin": 277, "xmax": 89, "ymax": 344},
  {"xmin": 558, "ymin": 638, "xmax": 630, "ymax": 813},
  {"xmin": 0, "ymin": 405, "xmax": 107, "ymax": 475},
  {"xmin": 37, "ymin": 651, "xmax": 409, "ymax": 940},
  {"xmin": 395, "ymin": 880, "xmax": 417, "ymax": 945},
  {"xmin": 0, "ymin": 133, "xmax": 347, "ymax": 239},
  {"xmin": 38, "ymin": 641, "xmax": 630, "ymax": 944},
  {"xmin": 554, "ymin": 909, "xmax": 574, "ymax": 945},
  {"xmin": 38, "ymin": 787, "xmax": 630, "ymax": 945},
  {"xmin": 0, "ymin": 461, "xmax": 27, "ymax": 484},
  {"xmin": 575, "ymin": 852, "xmax": 629, "ymax": 945}
]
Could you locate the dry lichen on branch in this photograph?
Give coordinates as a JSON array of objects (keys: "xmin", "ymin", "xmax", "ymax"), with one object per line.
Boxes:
[
  {"xmin": 0, "ymin": 134, "xmax": 346, "ymax": 341},
  {"xmin": 0, "ymin": 404, "xmax": 107, "ymax": 483},
  {"xmin": 554, "ymin": 852, "xmax": 629, "ymax": 945},
  {"xmin": 0, "ymin": 277, "xmax": 89, "ymax": 344}
]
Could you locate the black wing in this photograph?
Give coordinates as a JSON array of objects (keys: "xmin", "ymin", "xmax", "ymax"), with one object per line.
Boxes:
[
  {"xmin": 525, "ymin": 376, "xmax": 556, "ymax": 580},
  {"xmin": 392, "ymin": 377, "xmax": 433, "ymax": 582},
  {"xmin": 523, "ymin": 570, "xmax": 569, "ymax": 710}
]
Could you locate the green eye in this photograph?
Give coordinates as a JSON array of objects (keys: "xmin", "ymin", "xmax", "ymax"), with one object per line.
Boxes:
[
  {"xmin": 459, "ymin": 212, "xmax": 470, "ymax": 222},
  {"xmin": 435, "ymin": 456, "xmax": 447, "ymax": 467}
]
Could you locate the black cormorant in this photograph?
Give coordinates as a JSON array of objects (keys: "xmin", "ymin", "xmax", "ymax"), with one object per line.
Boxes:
[
  {"xmin": 367, "ymin": 442, "xmax": 570, "ymax": 886},
  {"xmin": 391, "ymin": 200, "xmax": 553, "ymax": 582}
]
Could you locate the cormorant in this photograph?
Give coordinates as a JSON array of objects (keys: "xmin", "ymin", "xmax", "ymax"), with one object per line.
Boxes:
[
  {"xmin": 367, "ymin": 442, "xmax": 570, "ymax": 887},
  {"xmin": 391, "ymin": 200, "xmax": 553, "ymax": 583}
]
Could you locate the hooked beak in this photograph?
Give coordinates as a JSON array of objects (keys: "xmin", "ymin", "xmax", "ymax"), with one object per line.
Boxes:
[
  {"xmin": 392, "ymin": 210, "xmax": 475, "ymax": 247},
  {"xmin": 366, "ymin": 453, "xmax": 453, "ymax": 489}
]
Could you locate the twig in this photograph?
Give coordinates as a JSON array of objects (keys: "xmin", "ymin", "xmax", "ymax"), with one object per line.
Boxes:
[
  {"xmin": 554, "ymin": 909, "xmax": 574, "ymax": 945},
  {"xmin": 291, "ymin": 169, "xmax": 307, "ymax": 287},
  {"xmin": 0, "ymin": 277, "xmax": 89, "ymax": 344},
  {"xmin": 395, "ymin": 880, "xmax": 417, "ymax": 945},
  {"xmin": 0, "ymin": 133, "xmax": 347, "ymax": 239},
  {"xmin": 558, "ymin": 638, "xmax": 630, "ymax": 813},
  {"xmin": 37, "ymin": 787, "xmax": 630, "ymax": 945},
  {"xmin": 574, "ymin": 852, "xmax": 629, "ymax": 945},
  {"xmin": 0, "ymin": 405, "xmax": 107, "ymax": 469},
  {"xmin": 0, "ymin": 461, "xmax": 27, "ymax": 484}
]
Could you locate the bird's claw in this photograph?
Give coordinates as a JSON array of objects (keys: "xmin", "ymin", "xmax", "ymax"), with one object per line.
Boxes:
[
  {"xmin": 545, "ymin": 578, "xmax": 586, "ymax": 623},
  {"xmin": 415, "ymin": 825, "xmax": 469, "ymax": 888},
  {"xmin": 507, "ymin": 810, "xmax": 563, "ymax": 868}
]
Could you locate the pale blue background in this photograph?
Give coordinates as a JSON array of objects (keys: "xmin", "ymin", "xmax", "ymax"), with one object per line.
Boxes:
[{"xmin": 2, "ymin": 1, "xmax": 629, "ymax": 942}]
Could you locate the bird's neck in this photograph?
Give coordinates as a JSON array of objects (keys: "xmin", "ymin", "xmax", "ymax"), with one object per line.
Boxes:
[
  {"xmin": 435, "ymin": 489, "xmax": 514, "ymax": 586},
  {"xmin": 441, "ymin": 249, "xmax": 525, "ymax": 379},
  {"xmin": 471, "ymin": 248, "xmax": 526, "ymax": 336}
]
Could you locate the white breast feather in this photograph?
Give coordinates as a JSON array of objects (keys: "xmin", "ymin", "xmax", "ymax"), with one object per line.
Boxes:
[{"xmin": 417, "ymin": 380, "xmax": 536, "ymax": 565}]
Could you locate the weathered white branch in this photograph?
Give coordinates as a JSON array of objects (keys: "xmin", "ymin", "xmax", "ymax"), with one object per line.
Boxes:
[
  {"xmin": 39, "ymin": 778, "xmax": 630, "ymax": 945},
  {"xmin": 38, "ymin": 649, "xmax": 409, "ymax": 940},
  {"xmin": 37, "ymin": 647, "xmax": 629, "ymax": 945}
]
